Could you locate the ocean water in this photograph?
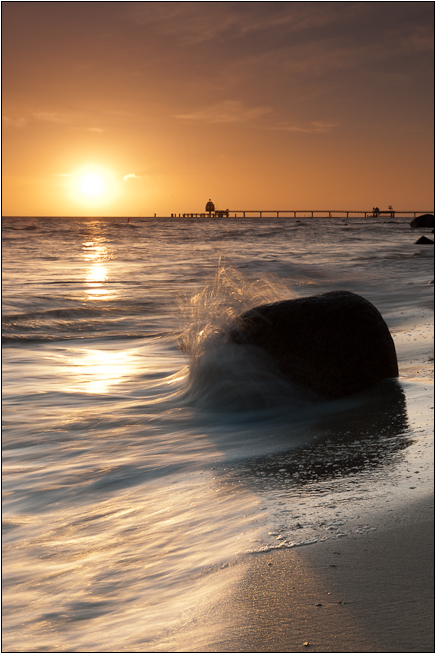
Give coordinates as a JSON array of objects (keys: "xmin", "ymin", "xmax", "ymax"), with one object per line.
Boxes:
[{"xmin": 2, "ymin": 215, "xmax": 434, "ymax": 652}]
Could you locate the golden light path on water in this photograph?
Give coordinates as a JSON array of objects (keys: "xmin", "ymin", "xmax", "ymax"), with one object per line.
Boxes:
[
  {"xmin": 71, "ymin": 349, "xmax": 136, "ymax": 394},
  {"xmin": 59, "ymin": 237, "xmax": 137, "ymax": 394}
]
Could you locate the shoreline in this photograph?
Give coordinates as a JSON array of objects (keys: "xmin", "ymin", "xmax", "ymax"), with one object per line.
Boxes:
[
  {"xmin": 212, "ymin": 494, "xmax": 434, "ymax": 653},
  {"xmin": 167, "ymin": 494, "xmax": 434, "ymax": 653}
]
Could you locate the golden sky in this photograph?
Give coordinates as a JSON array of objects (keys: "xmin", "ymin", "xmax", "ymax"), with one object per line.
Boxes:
[{"xmin": 2, "ymin": 2, "xmax": 434, "ymax": 216}]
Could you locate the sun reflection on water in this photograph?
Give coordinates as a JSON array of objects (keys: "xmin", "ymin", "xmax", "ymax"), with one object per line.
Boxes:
[
  {"xmin": 82, "ymin": 238, "xmax": 115, "ymax": 300},
  {"xmin": 72, "ymin": 348, "xmax": 135, "ymax": 394},
  {"xmin": 86, "ymin": 262, "xmax": 108, "ymax": 283},
  {"xmin": 82, "ymin": 241, "xmax": 110, "ymax": 262},
  {"xmin": 72, "ymin": 234, "xmax": 134, "ymax": 392}
]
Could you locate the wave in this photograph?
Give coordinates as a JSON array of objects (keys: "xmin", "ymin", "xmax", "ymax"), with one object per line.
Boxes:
[
  {"xmin": 177, "ymin": 262, "xmax": 294, "ymax": 354},
  {"xmin": 171, "ymin": 266, "xmax": 311, "ymax": 418},
  {"xmin": 4, "ymin": 225, "xmax": 39, "ymax": 231},
  {"xmin": 2, "ymin": 301, "xmax": 164, "ymax": 345},
  {"xmin": 2, "ymin": 331, "xmax": 160, "ymax": 345},
  {"xmin": 3, "ymin": 299, "xmax": 159, "ymax": 324},
  {"xmin": 153, "ymin": 263, "xmax": 414, "ymax": 467},
  {"xmin": 2, "ymin": 307, "xmax": 104, "ymax": 323},
  {"xmin": 180, "ymin": 340, "xmax": 320, "ymax": 414}
]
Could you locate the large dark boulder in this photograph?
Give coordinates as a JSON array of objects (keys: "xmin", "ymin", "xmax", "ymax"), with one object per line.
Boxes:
[
  {"xmin": 415, "ymin": 236, "xmax": 434, "ymax": 244},
  {"xmin": 410, "ymin": 214, "xmax": 434, "ymax": 228},
  {"xmin": 229, "ymin": 291, "xmax": 398, "ymax": 400}
]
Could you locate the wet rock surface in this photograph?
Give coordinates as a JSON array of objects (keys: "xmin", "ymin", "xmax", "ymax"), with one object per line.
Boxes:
[
  {"xmin": 229, "ymin": 291, "xmax": 398, "ymax": 399},
  {"xmin": 415, "ymin": 235, "xmax": 434, "ymax": 245},
  {"xmin": 410, "ymin": 214, "xmax": 434, "ymax": 228}
]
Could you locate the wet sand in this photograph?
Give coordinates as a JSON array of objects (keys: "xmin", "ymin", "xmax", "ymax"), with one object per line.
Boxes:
[{"xmin": 200, "ymin": 494, "xmax": 434, "ymax": 653}]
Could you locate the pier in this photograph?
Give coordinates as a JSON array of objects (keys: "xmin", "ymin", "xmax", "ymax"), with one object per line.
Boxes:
[{"xmin": 171, "ymin": 209, "xmax": 433, "ymax": 219}]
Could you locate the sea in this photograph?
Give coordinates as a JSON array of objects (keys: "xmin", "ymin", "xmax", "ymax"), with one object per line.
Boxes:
[{"xmin": 2, "ymin": 214, "xmax": 434, "ymax": 652}]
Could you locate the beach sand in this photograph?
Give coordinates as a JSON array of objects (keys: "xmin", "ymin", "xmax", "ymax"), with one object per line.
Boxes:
[
  {"xmin": 193, "ymin": 308, "xmax": 435, "ymax": 654},
  {"xmin": 167, "ymin": 494, "xmax": 434, "ymax": 653},
  {"xmin": 205, "ymin": 495, "xmax": 434, "ymax": 654}
]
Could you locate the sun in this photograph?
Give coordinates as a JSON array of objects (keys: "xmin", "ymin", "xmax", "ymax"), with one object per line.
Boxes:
[
  {"xmin": 79, "ymin": 173, "xmax": 105, "ymax": 198},
  {"xmin": 69, "ymin": 165, "xmax": 120, "ymax": 210}
]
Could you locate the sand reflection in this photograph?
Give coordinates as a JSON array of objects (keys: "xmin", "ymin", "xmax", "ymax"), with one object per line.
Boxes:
[{"xmin": 215, "ymin": 380, "xmax": 411, "ymax": 493}]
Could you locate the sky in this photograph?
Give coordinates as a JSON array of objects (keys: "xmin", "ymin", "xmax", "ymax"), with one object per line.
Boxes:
[{"xmin": 2, "ymin": 1, "xmax": 434, "ymax": 217}]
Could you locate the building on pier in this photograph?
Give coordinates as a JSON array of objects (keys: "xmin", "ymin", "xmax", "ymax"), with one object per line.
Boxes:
[{"xmin": 205, "ymin": 199, "xmax": 229, "ymax": 217}]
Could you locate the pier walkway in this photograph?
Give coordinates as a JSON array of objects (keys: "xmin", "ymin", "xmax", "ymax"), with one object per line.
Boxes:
[{"xmin": 171, "ymin": 209, "xmax": 433, "ymax": 219}]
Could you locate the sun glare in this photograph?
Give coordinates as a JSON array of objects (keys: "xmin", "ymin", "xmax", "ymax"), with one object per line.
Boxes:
[
  {"xmin": 80, "ymin": 173, "xmax": 105, "ymax": 198},
  {"xmin": 69, "ymin": 165, "xmax": 120, "ymax": 210}
]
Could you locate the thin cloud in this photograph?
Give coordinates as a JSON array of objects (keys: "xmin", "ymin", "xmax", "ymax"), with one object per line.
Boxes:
[
  {"xmin": 123, "ymin": 173, "xmax": 142, "ymax": 181},
  {"xmin": 2, "ymin": 115, "xmax": 27, "ymax": 128},
  {"xmin": 175, "ymin": 100, "xmax": 336, "ymax": 134},
  {"xmin": 129, "ymin": 3, "xmax": 354, "ymax": 45},
  {"xmin": 273, "ymin": 120, "xmax": 338, "ymax": 134},
  {"xmin": 175, "ymin": 100, "xmax": 271, "ymax": 124},
  {"xmin": 399, "ymin": 25, "xmax": 434, "ymax": 52},
  {"xmin": 33, "ymin": 112, "xmax": 71, "ymax": 123},
  {"xmin": 5, "ymin": 110, "xmax": 106, "ymax": 132}
]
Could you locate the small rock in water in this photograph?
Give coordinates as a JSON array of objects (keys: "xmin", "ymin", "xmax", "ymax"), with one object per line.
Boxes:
[
  {"xmin": 415, "ymin": 236, "xmax": 434, "ymax": 245},
  {"xmin": 410, "ymin": 213, "xmax": 434, "ymax": 228}
]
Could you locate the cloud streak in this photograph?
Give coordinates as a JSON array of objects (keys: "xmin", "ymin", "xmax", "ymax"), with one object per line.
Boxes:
[
  {"xmin": 175, "ymin": 100, "xmax": 336, "ymax": 134},
  {"xmin": 2, "ymin": 109, "xmax": 106, "ymax": 133},
  {"xmin": 32, "ymin": 111, "xmax": 71, "ymax": 123},
  {"xmin": 122, "ymin": 173, "xmax": 142, "ymax": 181},
  {"xmin": 272, "ymin": 120, "xmax": 338, "ymax": 134},
  {"xmin": 175, "ymin": 100, "xmax": 271, "ymax": 125},
  {"xmin": 2, "ymin": 115, "xmax": 27, "ymax": 128}
]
